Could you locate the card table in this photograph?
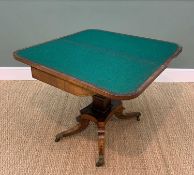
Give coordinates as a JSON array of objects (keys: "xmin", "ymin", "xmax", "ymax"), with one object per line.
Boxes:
[{"xmin": 13, "ymin": 29, "xmax": 182, "ymax": 166}]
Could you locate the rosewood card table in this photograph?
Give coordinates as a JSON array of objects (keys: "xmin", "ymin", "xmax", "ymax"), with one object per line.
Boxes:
[{"xmin": 13, "ymin": 29, "xmax": 182, "ymax": 167}]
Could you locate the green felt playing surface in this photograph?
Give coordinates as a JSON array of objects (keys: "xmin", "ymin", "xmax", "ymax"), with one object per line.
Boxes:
[{"xmin": 15, "ymin": 29, "xmax": 180, "ymax": 95}]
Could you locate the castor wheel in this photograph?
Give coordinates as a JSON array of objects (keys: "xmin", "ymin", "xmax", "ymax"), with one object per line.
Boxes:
[
  {"xmin": 96, "ymin": 155, "xmax": 105, "ymax": 167},
  {"xmin": 55, "ymin": 137, "xmax": 61, "ymax": 142},
  {"xmin": 136, "ymin": 113, "xmax": 141, "ymax": 121}
]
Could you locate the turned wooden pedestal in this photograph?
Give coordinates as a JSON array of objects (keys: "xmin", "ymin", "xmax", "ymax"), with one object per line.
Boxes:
[{"xmin": 55, "ymin": 95, "xmax": 141, "ymax": 167}]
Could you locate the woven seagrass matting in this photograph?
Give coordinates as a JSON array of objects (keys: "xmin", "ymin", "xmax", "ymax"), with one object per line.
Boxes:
[{"xmin": 0, "ymin": 81, "xmax": 193, "ymax": 175}]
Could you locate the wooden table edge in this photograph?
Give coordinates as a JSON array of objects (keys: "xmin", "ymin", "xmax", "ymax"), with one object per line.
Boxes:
[{"xmin": 13, "ymin": 46, "xmax": 182, "ymax": 100}]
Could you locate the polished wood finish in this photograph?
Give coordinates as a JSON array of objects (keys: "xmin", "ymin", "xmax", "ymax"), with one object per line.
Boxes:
[
  {"xmin": 13, "ymin": 46, "xmax": 182, "ymax": 100},
  {"xmin": 55, "ymin": 95, "xmax": 141, "ymax": 166},
  {"xmin": 55, "ymin": 117, "xmax": 89, "ymax": 142},
  {"xmin": 96, "ymin": 122, "xmax": 105, "ymax": 167},
  {"xmin": 31, "ymin": 67, "xmax": 94, "ymax": 96},
  {"xmin": 114, "ymin": 106, "xmax": 141, "ymax": 121}
]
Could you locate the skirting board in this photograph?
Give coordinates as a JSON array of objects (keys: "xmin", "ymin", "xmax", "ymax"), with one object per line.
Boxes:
[{"xmin": 0, "ymin": 67, "xmax": 194, "ymax": 82}]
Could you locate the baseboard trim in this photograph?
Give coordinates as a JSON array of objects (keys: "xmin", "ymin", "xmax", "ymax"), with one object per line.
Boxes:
[
  {"xmin": 0, "ymin": 67, "xmax": 194, "ymax": 82},
  {"xmin": 0, "ymin": 67, "xmax": 34, "ymax": 80},
  {"xmin": 154, "ymin": 68, "xmax": 194, "ymax": 82}
]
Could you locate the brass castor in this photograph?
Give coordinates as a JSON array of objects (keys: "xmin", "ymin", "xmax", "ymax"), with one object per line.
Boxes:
[
  {"xmin": 96, "ymin": 155, "xmax": 105, "ymax": 167},
  {"xmin": 55, "ymin": 137, "xmax": 61, "ymax": 142},
  {"xmin": 137, "ymin": 114, "xmax": 141, "ymax": 121}
]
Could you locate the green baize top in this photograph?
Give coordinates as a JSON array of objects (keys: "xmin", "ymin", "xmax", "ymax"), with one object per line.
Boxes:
[{"xmin": 16, "ymin": 29, "xmax": 179, "ymax": 95}]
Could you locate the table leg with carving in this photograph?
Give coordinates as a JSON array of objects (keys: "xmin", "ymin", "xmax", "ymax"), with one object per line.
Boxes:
[{"xmin": 96, "ymin": 122, "xmax": 106, "ymax": 167}]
